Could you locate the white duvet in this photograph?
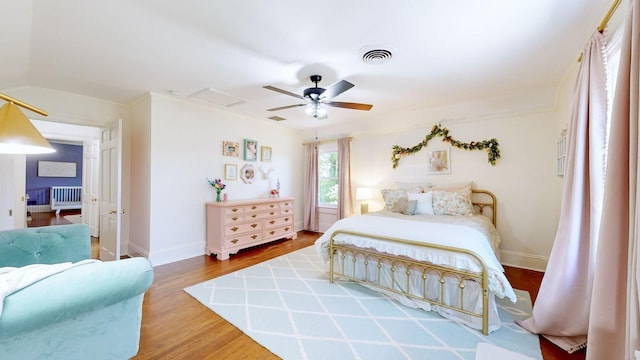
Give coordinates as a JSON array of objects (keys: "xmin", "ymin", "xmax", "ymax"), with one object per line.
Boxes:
[{"xmin": 314, "ymin": 212, "xmax": 517, "ymax": 303}]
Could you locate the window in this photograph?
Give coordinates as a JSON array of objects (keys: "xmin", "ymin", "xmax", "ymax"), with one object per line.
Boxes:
[{"xmin": 318, "ymin": 142, "xmax": 338, "ymax": 207}]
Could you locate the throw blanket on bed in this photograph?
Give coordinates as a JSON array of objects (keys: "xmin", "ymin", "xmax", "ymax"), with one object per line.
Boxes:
[
  {"xmin": 315, "ymin": 212, "xmax": 517, "ymax": 302},
  {"xmin": 0, "ymin": 259, "xmax": 99, "ymax": 318}
]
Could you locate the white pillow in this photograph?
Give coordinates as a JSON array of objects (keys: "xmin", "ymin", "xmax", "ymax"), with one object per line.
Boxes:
[{"xmin": 408, "ymin": 191, "xmax": 434, "ymax": 215}]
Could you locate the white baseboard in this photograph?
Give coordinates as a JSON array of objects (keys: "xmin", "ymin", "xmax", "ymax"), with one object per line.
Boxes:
[
  {"xmin": 500, "ymin": 250, "xmax": 548, "ymax": 272},
  {"xmin": 27, "ymin": 204, "xmax": 52, "ymax": 213},
  {"xmin": 147, "ymin": 241, "xmax": 205, "ymax": 267}
]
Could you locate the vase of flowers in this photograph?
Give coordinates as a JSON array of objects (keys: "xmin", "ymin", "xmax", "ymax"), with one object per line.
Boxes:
[{"xmin": 207, "ymin": 178, "xmax": 226, "ymax": 202}]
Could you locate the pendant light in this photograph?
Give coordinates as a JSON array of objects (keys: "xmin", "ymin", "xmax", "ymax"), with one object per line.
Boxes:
[{"xmin": 0, "ymin": 93, "xmax": 55, "ymax": 154}]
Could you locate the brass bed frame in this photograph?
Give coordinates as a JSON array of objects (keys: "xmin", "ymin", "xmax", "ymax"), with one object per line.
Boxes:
[{"xmin": 327, "ymin": 190, "xmax": 497, "ymax": 335}]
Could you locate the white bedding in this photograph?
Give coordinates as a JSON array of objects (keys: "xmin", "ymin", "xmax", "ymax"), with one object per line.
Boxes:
[{"xmin": 314, "ymin": 211, "xmax": 516, "ymax": 302}]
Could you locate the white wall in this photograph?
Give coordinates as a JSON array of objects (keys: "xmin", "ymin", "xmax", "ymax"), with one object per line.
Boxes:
[{"xmin": 137, "ymin": 93, "xmax": 304, "ymax": 266}]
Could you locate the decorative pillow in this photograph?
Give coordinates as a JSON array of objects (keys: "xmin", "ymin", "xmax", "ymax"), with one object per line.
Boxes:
[
  {"xmin": 380, "ymin": 189, "xmax": 408, "ymax": 210},
  {"xmin": 393, "ymin": 197, "xmax": 418, "ymax": 215},
  {"xmin": 432, "ymin": 187, "xmax": 473, "ymax": 216},
  {"xmin": 407, "ymin": 191, "xmax": 434, "ymax": 215}
]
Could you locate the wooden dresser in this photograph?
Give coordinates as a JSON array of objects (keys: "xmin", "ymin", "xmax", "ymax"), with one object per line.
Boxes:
[{"xmin": 205, "ymin": 197, "xmax": 296, "ymax": 260}]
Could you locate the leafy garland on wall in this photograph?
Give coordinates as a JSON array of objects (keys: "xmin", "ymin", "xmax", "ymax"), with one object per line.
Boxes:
[{"xmin": 391, "ymin": 124, "xmax": 501, "ymax": 169}]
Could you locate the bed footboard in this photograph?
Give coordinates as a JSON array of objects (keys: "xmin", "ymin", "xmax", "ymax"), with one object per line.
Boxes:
[{"xmin": 328, "ymin": 230, "xmax": 491, "ymax": 335}]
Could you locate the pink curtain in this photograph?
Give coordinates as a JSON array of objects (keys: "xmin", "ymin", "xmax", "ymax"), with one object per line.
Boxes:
[
  {"xmin": 337, "ymin": 137, "xmax": 353, "ymax": 219},
  {"xmin": 587, "ymin": 1, "xmax": 640, "ymax": 358},
  {"xmin": 303, "ymin": 142, "xmax": 319, "ymax": 231},
  {"xmin": 517, "ymin": 32, "xmax": 608, "ymax": 352}
]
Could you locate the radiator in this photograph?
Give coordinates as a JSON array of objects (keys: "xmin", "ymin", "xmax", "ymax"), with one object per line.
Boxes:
[{"xmin": 50, "ymin": 186, "xmax": 82, "ymax": 214}]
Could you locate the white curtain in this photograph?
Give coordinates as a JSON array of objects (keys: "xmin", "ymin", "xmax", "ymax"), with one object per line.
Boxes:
[
  {"xmin": 587, "ymin": 0, "xmax": 640, "ymax": 358},
  {"xmin": 303, "ymin": 142, "xmax": 319, "ymax": 231},
  {"xmin": 337, "ymin": 137, "xmax": 353, "ymax": 219},
  {"xmin": 517, "ymin": 32, "xmax": 608, "ymax": 353}
]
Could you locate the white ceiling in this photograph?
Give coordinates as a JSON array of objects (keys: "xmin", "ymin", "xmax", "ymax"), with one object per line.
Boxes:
[{"xmin": 0, "ymin": 0, "xmax": 617, "ymax": 134}]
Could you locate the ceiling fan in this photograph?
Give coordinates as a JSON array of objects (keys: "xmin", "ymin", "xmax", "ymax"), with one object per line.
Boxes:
[{"xmin": 263, "ymin": 75, "xmax": 373, "ymax": 119}]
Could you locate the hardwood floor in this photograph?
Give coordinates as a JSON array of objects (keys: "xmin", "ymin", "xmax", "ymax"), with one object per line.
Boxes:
[
  {"xmin": 134, "ymin": 231, "xmax": 586, "ymax": 360},
  {"xmin": 25, "ymin": 214, "xmax": 585, "ymax": 359}
]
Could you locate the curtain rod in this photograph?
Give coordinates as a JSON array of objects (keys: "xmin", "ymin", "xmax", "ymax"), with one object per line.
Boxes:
[
  {"xmin": 578, "ymin": 0, "xmax": 623, "ymax": 62},
  {"xmin": 0, "ymin": 93, "xmax": 48, "ymax": 116},
  {"xmin": 598, "ymin": 0, "xmax": 623, "ymax": 33},
  {"xmin": 302, "ymin": 136, "xmax": 352, "ymax": 145}
]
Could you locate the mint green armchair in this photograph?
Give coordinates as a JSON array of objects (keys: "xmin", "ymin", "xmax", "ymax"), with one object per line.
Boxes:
[{"xmin": 0, "ymin": 224, "xmax": 154, "ymax": 360}]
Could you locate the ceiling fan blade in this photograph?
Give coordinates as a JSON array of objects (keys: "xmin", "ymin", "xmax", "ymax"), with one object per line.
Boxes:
[
  {"xmin": 263, "ymin": 85, "xmax": 305, "ymax": 100},
  {"xmin": 325, "ymin": 101, "xmax": 373, "ymax": 111},
  {"xmin": 319, "ymin": 80, "xmax": 354, "ymax": 100},
  {"xmin": 266, "ymin": 104, "xmax": 306, "ymax": 111}
]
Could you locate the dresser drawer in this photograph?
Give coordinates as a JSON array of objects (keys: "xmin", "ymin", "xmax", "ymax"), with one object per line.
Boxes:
[
  {"xmin": 244, "ymin": 203, "xmax": 274, "ymax": 213},
  {"xmin": 264, "ymin": 225, "xmax": 294, "ymax": 239},
  {"xmin": 225, "ymin": 232, "xmax": 263, "ymax": 247},
  {"xmin": 224, "ymin": 221, "xmax": 261, "ymax": 236},
  {"xmin": 264, "ymin": 215, "xmax": 293, "ymax": 229},
  {"xmin": 245, "ymin": 210, "xmax": 279, "ymax": 221},
  {"xmin": 224, "ymin": 206, "xmax": 244, "ymax": 215},
  {"xmin": 224, "ymin": 214, "xmax": 244, "ymax": 223}
]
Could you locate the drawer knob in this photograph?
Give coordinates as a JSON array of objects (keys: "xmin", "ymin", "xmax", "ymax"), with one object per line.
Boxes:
[
  {"xmin": 285, "ymin": 202, "xmax": 289, "ymax": 206},
  {"xmin": 251, "ymin": 223, "xmax": 258, "ymax": 228},
  {"xmin": 251, "ymin": 235, "xmax": 258, "ymax": 239},
  {"xmin": 284, "ymin": 217, "xmax": 289, "ymax": 221},
  {"xmin": 232, "ymin": 208, "xmax": 239, "ymax": 213},
  {"xmin": 251, "ymin": 214, "xmax": 257, "ymax": 218},
  {"xmin": 251, "ymin": 205, "xmax": 257, "ymax": 210},
  {"xmin": 284, "ymin": 227, "xmax": 290, "ymax": 231},
  {"xmin": 231, "ymin": 216, "xmax": 238, "ymax": 221},
  {"xmin": 269, "ymin": 230, "xmax": 275, "ymax": 235},
  {"xmin": 269, "ymin": 220, "xmax": 275, "ymax": 224},
  {"xmin": 231, "ymin": 226, "xmax": 239, "ymax": 232},
  {"xmin": 270, "ymin": 204, "xmax": 275, "ymax": 208},
  {"xmin": 270, "ymin": 212, "xmax": 275, "ymax": 215},
  {"xmin": 231, "ymin": 239, "xmax": 239, "ymax": 244}
]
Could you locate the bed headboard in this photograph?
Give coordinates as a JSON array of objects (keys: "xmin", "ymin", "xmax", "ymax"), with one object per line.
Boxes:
[{"xmin": 471, "ymin": 189, "xmax": 497, "ymax": 227}]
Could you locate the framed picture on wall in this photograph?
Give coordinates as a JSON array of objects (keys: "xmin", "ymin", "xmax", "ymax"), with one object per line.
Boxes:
[
  {"xmin": 427, "ymin": 148, "xmax": 451, "ymax": 174},
  {"xmin": 261, "ymin": 146, "xmax": 272, "ymax": 162},
  {"xmin": 244, "ymin": 139, "xmax": 258, "ymax": 161},
  {"xmin": 224, "ymin": 164, "xmax": 237, "ymax": 180},
  {"xmin": 37, "ymin": 161, "xmax": 77, "ymax": 177},
  {"xmin": 222, "ymin": 141, "xmax": 240, "ymax": 157}
]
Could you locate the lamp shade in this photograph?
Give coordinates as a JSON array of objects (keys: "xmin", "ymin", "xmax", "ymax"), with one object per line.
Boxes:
[
  {"xmin": 0, "ymin": 102, "xmax": 55, "ymax": 154},
  {"xmin": 356, "ymin": 187, "xmax": 373, "ymax": 201}
]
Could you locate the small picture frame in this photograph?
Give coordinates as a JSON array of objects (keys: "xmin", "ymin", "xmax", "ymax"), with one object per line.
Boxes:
[
  {"xmin": 244, "ymin": 139, "xmax": 258, "ymax": 161},
  {"xmin": 427, "ymin": 148, "xmax": 451, "ymax": 174},
  {"xmin": 224, "ymin": 164, "xmax": 237, "ymax": 180},
  {"xmin": 223, "ymin": 141, "xmax": 239, "ymax": 157},
  {"xmin": 261, "ymin": 146, "xmax": 272, "ymax": 162},
  {"xmin": 240, "ymin": 164, "xmax": 256, "ymax": 184}
]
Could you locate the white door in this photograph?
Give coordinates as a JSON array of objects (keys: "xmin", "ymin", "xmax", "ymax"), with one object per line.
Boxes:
[
  {"xmin": 82, "ymin": 138, "xmax": 100, "ymax": 237},
  {"xmin": 0, "ymin": 155, "xmax": 15, "ymax": 230},
  {"xmin": 12, "ymin": 156, "xmax": 26, "ymax": 228},
  {"xmin": 0, "ymin": 154, "xmax": 27, "ymax": 230},
  {"xmin": 99, "ymin": 119, "xmax": 122, "ymax": 261}
]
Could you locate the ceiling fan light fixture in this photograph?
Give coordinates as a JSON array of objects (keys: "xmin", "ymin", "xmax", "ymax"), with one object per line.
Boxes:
[{"xmin": 305, "ymin": 104, "xmax": 327, "ymax": 118}]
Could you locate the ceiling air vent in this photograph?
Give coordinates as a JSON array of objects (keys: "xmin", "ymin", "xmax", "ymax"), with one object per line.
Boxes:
[{"xmin": 360, "ymin": 46, "xmax": 393, "ymax": 64}]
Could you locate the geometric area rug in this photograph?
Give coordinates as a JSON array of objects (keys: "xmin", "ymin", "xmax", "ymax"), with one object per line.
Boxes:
[{"xmin": 184, "ymin": 246, "xmax": 542, "ymax": 360}]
